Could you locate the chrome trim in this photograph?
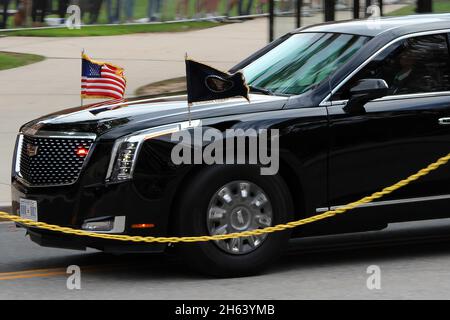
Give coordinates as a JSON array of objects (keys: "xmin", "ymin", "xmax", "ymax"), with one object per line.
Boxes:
[
  {"xmin": 16, "ymin": 176, "xmax": 90, "ymax": 189},
  {"xmin": 319, "ymin": 101, "xmax": 333, "ymax": 107},
  {"xmin": 328, "ymin": 99, "xmax": 347, "ymax": 106},
  {"xmin": 16, "ymin": 132, "xmax": 97, "ymax": 188},
  {"xmin": 82, "ymin": 216, "xmax": 126, "ymax": 234},
  {"xmin": 15, "ymin": 176, "xmax": 34, "ymax": 188},
  {"xmin": 315, "ymin": 194, "xmax": 450, "ymax": 213},
  {"xmin": 21, "ymin": 129, "xmax": 97, "ymax": 140},
  {"xmin": 439, "ymin": 117, "xmax": 450, "ymax": 125},
  {"xmin": 14, "ymin": 135, "xmax": 24, "ymax": 176},
  {"xmin": 320, "ymin": 29, "xmax": 450, "ymax": 106},
  {"xmin": 15, "ymin": 176, "xmax": 75, "ymax": 189},
  {"xmin": 379, "ymin": 79, "xmax": 389, "ymax": 91},
  {"xmin": 376, "ymin": 91, "xmax": 450, "ymax": 102},
  {"xmin": 326, "ymin": 91, "xmax": 450, "ymax": 108}
]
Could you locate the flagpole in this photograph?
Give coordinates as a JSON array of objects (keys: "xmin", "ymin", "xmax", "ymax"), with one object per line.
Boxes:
[
  {"xmin": 185, "ymin": 52, "xmax": 192, "ymax": 127},
  {"xmin": 188, "ymin": 102, "xmax": 192, "ymax": 127},
  {"xmin": 81, "ymin": 49, "xmax": 84, "ymax": 107}
]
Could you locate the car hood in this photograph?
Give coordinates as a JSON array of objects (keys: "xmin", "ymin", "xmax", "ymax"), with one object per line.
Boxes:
[{"xmin": 22, "ymin": 94, "xmax": 289, "ymax": 140}]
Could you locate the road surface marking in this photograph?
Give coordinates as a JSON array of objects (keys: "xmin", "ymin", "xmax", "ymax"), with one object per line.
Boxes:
[
  {"xmin": 0, "ymin": 271, "xmax": 68, "ymax": 281},
  {"xmin": 0, "ymin": 263, "xmax": 139, "ymax": 281}
]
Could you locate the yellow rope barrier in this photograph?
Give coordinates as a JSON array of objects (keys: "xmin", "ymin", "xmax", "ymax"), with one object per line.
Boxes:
[{"xmin": 1, "ymin": 152, "xmax": 450, "ymax": 243}]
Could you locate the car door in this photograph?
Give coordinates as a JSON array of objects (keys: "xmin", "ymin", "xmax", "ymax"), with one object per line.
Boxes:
[{"xmin": 325, "ymin": 32, "xmax": 450, "ymax": 225}]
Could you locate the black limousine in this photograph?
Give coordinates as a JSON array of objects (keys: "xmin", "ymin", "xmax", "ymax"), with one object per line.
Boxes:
[{"xmin": 11, "ymin": 14, "xmax": 450, "ymax": 276}]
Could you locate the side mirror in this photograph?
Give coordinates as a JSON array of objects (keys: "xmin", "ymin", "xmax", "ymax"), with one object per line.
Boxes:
[{"xmin": 344, "ymin": 79, "xmax": 389, "ymax": 114}]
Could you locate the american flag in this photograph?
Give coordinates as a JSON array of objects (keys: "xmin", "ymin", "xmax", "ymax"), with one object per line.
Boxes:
[{"xmin": 81, "ymin": 53, "xmax": 126, "ymax": 100}]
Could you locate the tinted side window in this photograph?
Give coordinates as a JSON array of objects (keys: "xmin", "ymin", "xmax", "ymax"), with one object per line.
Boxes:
[{"xmin": 332, "ymin": 34, "xmax": 450, "ymax": 101}]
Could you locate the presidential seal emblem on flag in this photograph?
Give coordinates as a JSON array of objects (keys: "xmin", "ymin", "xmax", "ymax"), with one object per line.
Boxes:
[{"xmin": 81, "ymin": 52, "xmax": 126, "ymax": 100}]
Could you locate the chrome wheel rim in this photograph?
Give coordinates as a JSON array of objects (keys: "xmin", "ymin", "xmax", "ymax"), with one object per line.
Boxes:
[{"xmin": 206, "ymin": 180, "xmax": 273, "ymax": 255}]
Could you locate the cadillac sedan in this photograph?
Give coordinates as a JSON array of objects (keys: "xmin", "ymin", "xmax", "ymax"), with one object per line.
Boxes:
[{"xmin": 11, "ymin": 14, "xmax": 450, "ymax": 276}]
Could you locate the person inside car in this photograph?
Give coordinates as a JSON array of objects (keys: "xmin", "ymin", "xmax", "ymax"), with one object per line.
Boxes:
[{"xmin": 390, "ymin": 50, "xmax": 419, "ymax": 95}]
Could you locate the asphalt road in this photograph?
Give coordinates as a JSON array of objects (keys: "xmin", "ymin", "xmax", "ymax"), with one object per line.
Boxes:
[{"xmin": 2, "ymin": 218, "xmax": 450, "ymax": 299}]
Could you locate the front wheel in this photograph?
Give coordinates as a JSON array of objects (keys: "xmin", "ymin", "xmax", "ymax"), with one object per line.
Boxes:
[{"xmin": 174, "ymin": 165, "xmax": 294, "ymax": 277}]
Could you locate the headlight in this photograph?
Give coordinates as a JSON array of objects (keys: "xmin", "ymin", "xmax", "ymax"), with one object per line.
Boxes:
[{"xmin": 106, "ymin": 120, "xmax": 201, "ymax": 182}]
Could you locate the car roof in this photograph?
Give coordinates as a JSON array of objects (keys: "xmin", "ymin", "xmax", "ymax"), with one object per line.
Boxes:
[{"xmin": 295, "ymin": 13, "xmax": 450, "ymax": 37}]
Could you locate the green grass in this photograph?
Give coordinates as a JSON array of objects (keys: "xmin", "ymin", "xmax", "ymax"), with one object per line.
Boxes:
[
  {"xmin": 387, "ymin": 1, "xmax": 450, "ymax": 16},
  {"xmin": 0, "ymin": 21, "xmax": 221, "ymax": 37},
  {"xmin": 0, "ymin": 52, "xmax": 45, "ymax": 70}
]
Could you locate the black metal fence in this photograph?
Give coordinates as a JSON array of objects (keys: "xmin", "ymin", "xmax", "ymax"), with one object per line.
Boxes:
[{"xmin": 269, "ymin": 0, "xmax": 436, "ymax": 41}]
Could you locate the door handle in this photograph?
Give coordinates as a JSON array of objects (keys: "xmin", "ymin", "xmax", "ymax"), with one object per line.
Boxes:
[{"xmin": 439, "ymin": 118, "xmax": 450, "ymax": 125}]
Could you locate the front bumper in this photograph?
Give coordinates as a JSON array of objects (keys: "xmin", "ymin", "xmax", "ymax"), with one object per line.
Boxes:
[
  {"xmin": 25, "ymin": 227, "xmax": 165, "ymax": 253},
  {"xmin": 11, "ymin": 178, "xmax": 171, "ymax": 253}
]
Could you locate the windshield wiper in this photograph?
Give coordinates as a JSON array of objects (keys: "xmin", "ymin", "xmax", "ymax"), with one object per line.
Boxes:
[{"xmin": 248, "ymin": 85, "xmax": 274, "ymax": 96}]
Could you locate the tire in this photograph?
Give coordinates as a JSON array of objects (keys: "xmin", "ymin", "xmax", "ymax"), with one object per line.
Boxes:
[{"xmin": 174, "ymin": 165, "xmax": 294, "ymax": 277}]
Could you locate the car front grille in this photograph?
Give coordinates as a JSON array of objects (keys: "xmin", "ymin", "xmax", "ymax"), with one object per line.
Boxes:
[{"xmin": 18, "ymin": 135, "xmax": 94, "ymax": 186}]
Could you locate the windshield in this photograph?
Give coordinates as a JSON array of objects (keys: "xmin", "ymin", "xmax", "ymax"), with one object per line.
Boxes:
[{"xmin": 243, "ymin": 32, "xmax": 370, "ymax": 96}]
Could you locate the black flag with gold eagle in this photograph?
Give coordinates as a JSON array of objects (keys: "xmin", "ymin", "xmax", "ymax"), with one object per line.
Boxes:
[{"xmin": 185, "ymin": 57, "xmax": 250, "ymax": 104}]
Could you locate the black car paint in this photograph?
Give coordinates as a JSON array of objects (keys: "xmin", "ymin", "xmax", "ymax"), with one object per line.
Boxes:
[{"xmin": 11, "ymin": 15, "xmax": 450, "ymax": 251}]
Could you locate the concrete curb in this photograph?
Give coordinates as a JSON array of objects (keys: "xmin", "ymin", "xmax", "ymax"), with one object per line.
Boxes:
[
  {"xmin": 0, "ymin": 203, "xmax": 13, "ymax": 230},
  {"xmin": 0, "ymin": 202, "xmax": 11, "ymax": 213},
  {"xmin": 0, "ymin": 221, "xmax": 15, "ymax": 232}
]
